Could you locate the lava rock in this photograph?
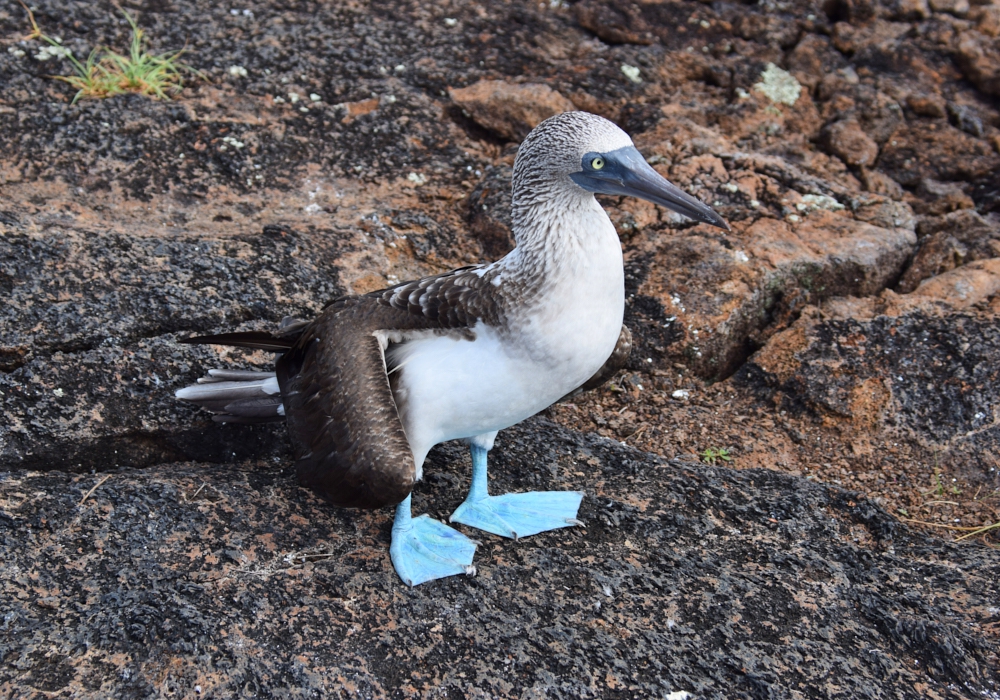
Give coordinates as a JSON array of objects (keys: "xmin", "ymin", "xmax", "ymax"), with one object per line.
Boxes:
[
  {"xmin": 2, "ymin": 1, "xmax": 1000, "ymax": 696},
  {"xmin": 955, "ymin": 30, "xmax": 1000, "ymax": 96},
  {"xmin": 899, "ymin": 210, "xmax": 1000, "ymax": 292},
  {"xmin": 743, "ymin": 263, "xmax": 1000, "ymax": 481},
  {"xmin": 573, "ymin": 0, "xmax": 655, "ymax": 46},
  {"xmin": 929, "ymin": 0, "xmax": 970, "ymax": 15},
  {"xmin": 906, "ymin": 93, "xmax": 947, "ymax": 119},
  {"xmin": 2, "ymin": 420, "xmax": 998, "ymax": 698},
  {"xmin": 876, "ymin": 122, "xmax": 999, "ymax": 187}
]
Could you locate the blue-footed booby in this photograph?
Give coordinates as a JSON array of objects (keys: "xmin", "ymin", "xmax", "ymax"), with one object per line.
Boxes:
[{"xmin": 176, "ymin": 111, "xmax": 728, "ymax": 586}]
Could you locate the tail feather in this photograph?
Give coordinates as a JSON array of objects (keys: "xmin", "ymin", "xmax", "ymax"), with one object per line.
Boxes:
[
  {"xmin": 199, "ymin": 369, "xmax": 281, "ymax": 383},
  {"xmin": 222, "ymin": 397, "xmax": 287, "ymax": 418},
  {"xmin": 211, "ymin": 413, "xmax": 284, "ymax": 425},
  {"xmin": 175, "ymin": 372, "xmax": 285, "ymax": 424},
  {"xmin": 175, "ymin": 376, "xmax": 279, "ymax": 401},
  {"xmin": 176, "ymin": 320, "xmax": 308, "ymax": 422},
  {"xmin": 180, "ymin": 331, "xmax": 294, "ymax": 352}
]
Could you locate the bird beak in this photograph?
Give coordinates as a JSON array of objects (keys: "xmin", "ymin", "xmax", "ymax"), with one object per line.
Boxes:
[{"xmin": 570, "ymin": 146, "xmax": 731, "ymax": 231}]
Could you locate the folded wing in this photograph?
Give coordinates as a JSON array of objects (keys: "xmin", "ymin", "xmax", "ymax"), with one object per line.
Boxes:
[{"xmin": 277, "ymin": 301, "xmax": 418, "ymax": 509}]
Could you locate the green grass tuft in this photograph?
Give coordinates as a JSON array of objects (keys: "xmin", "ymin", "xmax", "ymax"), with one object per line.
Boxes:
[{"xmin": 22, "ymin": 3, "xmax": 201, "ymax": 104}]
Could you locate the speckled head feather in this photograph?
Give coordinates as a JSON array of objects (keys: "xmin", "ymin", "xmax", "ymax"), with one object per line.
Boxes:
[{"xmin": 511, "ymin": 112, "xmax": 633, "ymax": 216}]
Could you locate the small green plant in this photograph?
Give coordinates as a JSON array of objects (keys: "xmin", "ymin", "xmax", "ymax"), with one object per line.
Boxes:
[
  {"xmin": 923, "ymin": 471, "xmax": 962, "ymax": 498},
  {"xmin": 22, "ymin": 3, "xmax": 200, "ymax": 103},
  {"xmin": 700, "ymin": 447, "xmax": 732, "ymax": 465},
  {"xmin": 924, "ymin": 473, "xmax": 946, "ymax": 497}
]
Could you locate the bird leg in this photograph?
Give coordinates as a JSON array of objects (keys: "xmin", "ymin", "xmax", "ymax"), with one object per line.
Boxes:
[
  {"xmin": 389, "ymin": 494, "xmax": 478, "ymax": 586},
  {"xmin": 449, "ymin": 444, "xmax": 584, "ymax": 539}
]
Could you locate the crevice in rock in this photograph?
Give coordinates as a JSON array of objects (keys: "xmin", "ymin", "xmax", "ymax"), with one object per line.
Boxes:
[
  {"xmin": 445, "ymin": 104, "xmax": 510, "ymax": 149},
  {"xmin": 6, "ymin": 424, "xmax": 291, "ymax": 474},
  {"xmin": 0, "ymin": 318, "xmax": 280, "ymax": 374},
  {"xmin": 0, "ymin": 350, "xmax": 27, "ymax": 374}
]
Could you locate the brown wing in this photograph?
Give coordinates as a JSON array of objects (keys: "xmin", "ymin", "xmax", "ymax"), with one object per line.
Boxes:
[
  {"xmin": 277, "ymin": 268, "xmax": 505, "ymax": 509},
  {"xmin": 558, "ymin": 325, "xmax": 633, "ymax": 402},
  {"xmin": 276, "ymin": 306, "xmax": 412, "ymax": 509},
  {"xmin": 371, "ymin": 264, "xmax": 506, "ymax": 330}
]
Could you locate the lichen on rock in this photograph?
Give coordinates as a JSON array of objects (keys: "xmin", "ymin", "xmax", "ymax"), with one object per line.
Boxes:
[{"xmin": 753, "ymin": 63, "xmax": 802, "ymax": 106}]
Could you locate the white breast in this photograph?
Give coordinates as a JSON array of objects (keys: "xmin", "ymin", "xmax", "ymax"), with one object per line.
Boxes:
[{"xmin": 388, "ymin": 200, "xmax": 625, "ymax": 472}]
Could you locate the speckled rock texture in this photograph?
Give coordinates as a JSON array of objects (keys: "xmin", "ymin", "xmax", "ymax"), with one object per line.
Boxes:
[
  {"xmin": 3, "ymin": 423, "xmax": 999, "ymax": 699},
  {"xmin": 740, "ymin": 282, "xmax": 1000, "ymax": 492},
  {"xmin": 2, "ymin": 0, "xmax": 1000, "ymax": 697}
]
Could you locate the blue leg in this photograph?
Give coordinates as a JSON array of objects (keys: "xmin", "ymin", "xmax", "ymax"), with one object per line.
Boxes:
[
  {"xmin": 389, "ymin": 494, "xmax": 478, "ymax": 587},
  {"xmin": 449, "ymin": 444, "xmax": 584, "ymax": 539}
]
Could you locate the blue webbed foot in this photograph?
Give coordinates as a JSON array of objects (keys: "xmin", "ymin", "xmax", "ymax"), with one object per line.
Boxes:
[
  {"xmin": 390, "ymin": 495, "xmax": 478, "ymax": 587},
  {"xmin": 450, "ymin": 490, "xmax": 584, "ymax": 540},
  {"xmin": 449, "ymin": 441, "xmax": 585, "ymax": 540}
]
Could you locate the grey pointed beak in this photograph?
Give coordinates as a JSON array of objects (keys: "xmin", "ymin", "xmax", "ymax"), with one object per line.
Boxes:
[{"xmin": 570, "ymin": 146, "xmax": 731, "ymax": 231}]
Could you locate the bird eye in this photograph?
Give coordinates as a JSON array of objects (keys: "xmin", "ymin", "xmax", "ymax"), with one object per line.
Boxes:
[{"xmin": 591, "ymin": 156, "xmax": 605, "ymax": 170}]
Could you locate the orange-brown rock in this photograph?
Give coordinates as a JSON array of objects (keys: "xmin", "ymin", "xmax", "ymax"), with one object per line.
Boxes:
[
  {"xmin": 824, "ymin": 118, "xmax": 880, "ymax": 167},
  {"xmin": 929, "ymin": 0, "xmax": 970, "ymax": 14},
  {"xmin": 449, "ymin": 80, "xmax": 575, "ymax": 142},
  {"xmin": 975, "ymin": 6, "xmax": 1000, "ymax": 37},
  {"xmin": 573, "ymin": 0, "xmax": 654, "ymax": 45},
  {"xmin": 955, "ymin": 30, "xmax": 1000, "ymax": 96},
  {"xmin": 743, "ymin": 257, "xmax": 1000, "ymax": 447},
  {"xmin": 906, "ymin": 93, "xmax": 946, "ymax": 118},
  {"xmin": 877, "ymin": 122, "xmax": 1000, "ymax": 185},
  {"xmin": 631, "ymin": 206, "xmax": 915, "ymax": 379}
]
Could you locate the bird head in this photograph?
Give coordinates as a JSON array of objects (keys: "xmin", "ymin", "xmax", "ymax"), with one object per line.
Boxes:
[{"xmin": 512, "ymin": 111, "xmax": 730, "ymax": 231}]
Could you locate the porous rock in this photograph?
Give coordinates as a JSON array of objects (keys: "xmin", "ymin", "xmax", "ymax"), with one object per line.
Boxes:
[
  {"xmin": 877, "ymin": 122, "xmax": 999, "ymax": 186},
  {"xmin": 883, "ymin": 0, "xmax": 932, "ymax": 20},
  {"xmin": 2, "ymin": 0, "xmax": 1000, "ymax": 696},
  {"xmin": 976, "ymin": 6, "xmax": 1000, "ymax": 37},
  {"xmin": 955, "ymin": 30, "xmax": 1000, "ymax": 96},
  {"xmin": 929, "ymin": 0, "xmax": 970, "ymax": 14},
  {"xmin": 913, "ymin": 177, "xmax": 977, "ymax": 215},
  {"xmin": 743, "ymin": 259, "xmax": 1000, "ymax": 482},
  {"xmin": 906, "ymin": 93, "xmax": 946, "ymax": 119},
  {"xmin": 2, "ymin": 421, "xmax": 998, "ymax": 698},
  {"xmin": 573, "ymin": 0, "xmax": 655, "ymax": 46},
  {"xmin": 898, "ymin": 209, "xmax": 1000, "ymax": 293}
]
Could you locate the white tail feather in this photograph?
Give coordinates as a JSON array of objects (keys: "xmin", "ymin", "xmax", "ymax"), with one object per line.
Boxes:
[{"xmin": 175, "ymin": 370, "xmax": 285, "ymax": 424}]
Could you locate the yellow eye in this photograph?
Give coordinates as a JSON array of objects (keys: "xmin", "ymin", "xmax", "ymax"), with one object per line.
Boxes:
[{"xmin": 591, "ymin": 156, "xmax": 605, "ymax": 170}]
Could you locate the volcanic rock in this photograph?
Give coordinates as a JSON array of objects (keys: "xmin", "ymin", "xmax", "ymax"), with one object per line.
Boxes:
[{"xmin": 824, "ymin": 118, "xmax": 880, "ymax": 167}]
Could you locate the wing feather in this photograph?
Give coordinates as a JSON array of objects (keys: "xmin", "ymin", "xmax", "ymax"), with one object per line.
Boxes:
[
  {"xmin": 278, "ymin": 305, "xmax": 415, "ymax": 509},
  {"xmin": 277, "ymin": 270, "xmax": 505, "ymax": 509},
  {"xmin": 184, "ymin": 267, "xmax": 506, "ymax": 509}
]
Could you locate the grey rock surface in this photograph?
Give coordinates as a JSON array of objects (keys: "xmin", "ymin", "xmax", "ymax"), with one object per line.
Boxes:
[
  {"xmin": 2, "ymin": 422, "xmax": 998, "ymax": 699},
  {"xmin": 0, "ymin": 223, "xmax": 344, "ymax": 471}
]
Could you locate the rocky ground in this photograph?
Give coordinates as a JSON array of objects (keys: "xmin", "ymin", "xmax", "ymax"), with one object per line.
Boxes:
[{"xmin": 1, "ymin": 0, "xmax": 999, "ymax": 698}]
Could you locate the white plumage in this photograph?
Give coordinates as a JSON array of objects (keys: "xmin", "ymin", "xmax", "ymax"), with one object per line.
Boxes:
[{"xmin": 387, "ymin": 194, "xmax": 625, "ymax": 474}]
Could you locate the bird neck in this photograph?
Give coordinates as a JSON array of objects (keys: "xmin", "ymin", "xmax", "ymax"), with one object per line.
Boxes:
[
  {"xmin": 511, "ymin": 186, "xmax": 603, "ymax": 254},
  {"xmin": 498, "ymin": 188, "xmax": 623, "ymax": 297}
]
